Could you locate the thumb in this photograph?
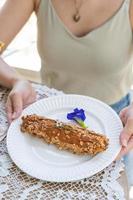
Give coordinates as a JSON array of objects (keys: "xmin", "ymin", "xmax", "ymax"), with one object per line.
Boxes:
[
  {"xmin": 120, "ymin": 117, "xmax": 133, "ymax": 147},
  {"xmin": 119, "ymin": 107, "xmax": 128, "ymax": 125},
  {"xmin": 10, "ymin": 93, "xmax": 23, "ymax": 119},
  {"xmin": 6, "ymin": 97, "xmax": 13, "ymax": 123}
]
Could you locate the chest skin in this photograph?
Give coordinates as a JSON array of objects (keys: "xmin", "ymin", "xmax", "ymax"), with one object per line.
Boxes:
[{"xmin": 50, "ymin": 0, "xmax": 125, "ymax": 37}]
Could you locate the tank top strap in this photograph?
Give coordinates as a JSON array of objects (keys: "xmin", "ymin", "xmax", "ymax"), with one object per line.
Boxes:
[
  {"xmin": 125, "ymin": 0, "xmax": 131, "ymax": 8},
  {"xmin": 36, "ymin": 0, "xmax": 49, "ymax": 20}
]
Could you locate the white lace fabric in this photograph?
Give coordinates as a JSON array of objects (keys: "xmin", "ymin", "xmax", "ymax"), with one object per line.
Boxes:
[{"xmin": 0, "ymin": 84, "xmax": 125, "ymax": 200}]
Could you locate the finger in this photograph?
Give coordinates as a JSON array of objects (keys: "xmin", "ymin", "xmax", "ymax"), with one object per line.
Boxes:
[
  {"xmin": 32, "ymin": 90, "xmax": 37, "ymax": 101},
  {"xmin": 10, "ymin": 93, "xmax": 23, "ymax": 119},
  {"xmin": 119, "ymin": 107, "xmax": 128, "ymax": 125},
  {"xmin": 118, "ymin": 136, "xmax": 133, "ymax": 158},
  {"xmin": 6, "ymin": 97, "xmax": 13, "ymax": 123},
  {"xmin": 120, "ymin": 117, "xmax": 133, "ymax": 147},
  {"xmin": 116, "ymin": 146, "xmax": 126, "ymax": 160},
  {"xmin": 26, "ymin": 91, "xmax": 36, "ymax": 105},
  {"xmin": 23, "ymin": 91, "xmax": 37, "ymax": 109}
]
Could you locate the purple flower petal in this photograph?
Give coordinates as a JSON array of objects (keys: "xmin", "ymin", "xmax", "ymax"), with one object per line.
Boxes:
[{"xmin": 67, "ymin": 108, "xmax": 86, "ymax": 121}]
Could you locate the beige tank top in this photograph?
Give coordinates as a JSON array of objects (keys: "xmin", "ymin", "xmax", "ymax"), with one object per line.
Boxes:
[{"xmin": 37, "ymin": 0, "xmax": 133, "ymax": 104}]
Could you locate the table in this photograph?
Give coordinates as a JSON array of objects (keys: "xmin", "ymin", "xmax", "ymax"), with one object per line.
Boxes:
[{"xmin": 0, "ymin": 83, "xmax": 129, "ymax": 200}]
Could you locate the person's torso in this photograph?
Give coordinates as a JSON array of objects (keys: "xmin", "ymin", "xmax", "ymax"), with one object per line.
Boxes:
[{"xmin": 37, "ymin": 0, "xmax": 133, "ymax": 104}]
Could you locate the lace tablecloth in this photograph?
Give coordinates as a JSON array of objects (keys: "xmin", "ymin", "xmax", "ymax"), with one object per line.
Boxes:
[{"xmin": 0, "ymin": 84, "xmax": 126, "ymax": 200}]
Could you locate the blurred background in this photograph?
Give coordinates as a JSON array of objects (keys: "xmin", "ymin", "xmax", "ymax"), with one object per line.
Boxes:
[{"xmin": 0, "ymin": 0, "xmax": 41, "ymax": 82}]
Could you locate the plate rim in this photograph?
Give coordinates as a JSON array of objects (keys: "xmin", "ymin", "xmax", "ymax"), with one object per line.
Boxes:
[{"xmin": 7, "ymin": 94, "xmax": 123, "ymax": 182}]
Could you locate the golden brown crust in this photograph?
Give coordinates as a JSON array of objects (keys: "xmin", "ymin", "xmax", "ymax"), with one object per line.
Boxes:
[{"xmin": 21, "ymin": 114, "xmax": 109, "ymax": 155}]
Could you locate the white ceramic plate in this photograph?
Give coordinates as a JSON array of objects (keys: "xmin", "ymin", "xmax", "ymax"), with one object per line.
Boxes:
[{"xmin": 7, "ymin": 94, "xmax": 122, "ymax": 182}]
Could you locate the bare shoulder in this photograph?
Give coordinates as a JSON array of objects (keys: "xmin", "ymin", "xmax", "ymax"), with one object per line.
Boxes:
[
  {"xmin": 33, "ymin": 0, "xmax": 41, "ymax": 12},
  {"xmin": 129, "ymin": 0, "xmax": 133, "ymax": 30}
]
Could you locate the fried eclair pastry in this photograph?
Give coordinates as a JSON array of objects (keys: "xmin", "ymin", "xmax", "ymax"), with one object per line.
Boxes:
[{"xmin": 21, "ymin": 115, "xmax": 109, "ymax": 155}]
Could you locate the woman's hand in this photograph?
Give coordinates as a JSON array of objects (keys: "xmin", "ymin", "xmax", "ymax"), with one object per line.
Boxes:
[
  {"xmin": 6, "ymin": 80, "xmax": 36, "ymax": 123},
  {"xmin": 118, "ymin": 105, "xmax": 133, "ymax": 159}
]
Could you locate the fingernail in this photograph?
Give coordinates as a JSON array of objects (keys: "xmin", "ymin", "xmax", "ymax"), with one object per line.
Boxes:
[
  {"xmin": 8, "ymin": 118, "xmax": 12, "ymax": 124},
  {"xmin": 122, "ymin": 139, "xmax": 127, "ymax": 147},
  {"xmin": 12, "ymin": 112, "xmax": 17, "ymax": 119}
]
